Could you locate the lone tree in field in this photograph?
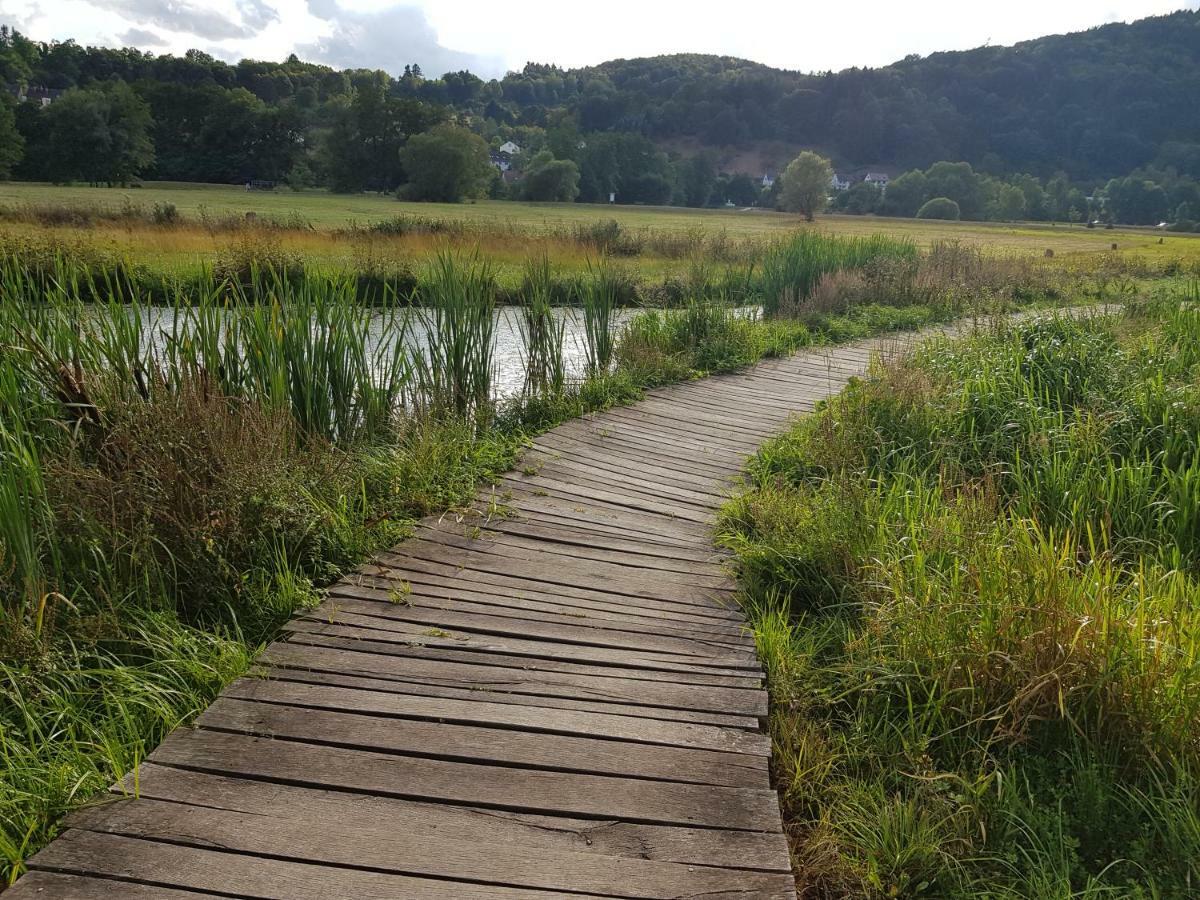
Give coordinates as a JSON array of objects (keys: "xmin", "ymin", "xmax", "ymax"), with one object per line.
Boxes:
[{"xmin": 780, "ymin": 151, "xmax": 833, "ymax": 221}]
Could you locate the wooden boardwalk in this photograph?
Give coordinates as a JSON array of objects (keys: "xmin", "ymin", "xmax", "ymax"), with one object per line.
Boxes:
[{"xmin": 11, "ymin": 333, "xmax": 912, "ymax": 899}]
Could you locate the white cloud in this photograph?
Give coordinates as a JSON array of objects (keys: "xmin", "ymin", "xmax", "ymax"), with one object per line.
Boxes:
[
  {"xmin": 118, "ymin": 24, "xmax": 166, "ymax": 44},
  {"xmin": 298, "ymin": 0, "xmax": 502, "ymax": 77},
  {"xmin": 88, "ymin": 0, "xmax": 257, "ymax": 39}
]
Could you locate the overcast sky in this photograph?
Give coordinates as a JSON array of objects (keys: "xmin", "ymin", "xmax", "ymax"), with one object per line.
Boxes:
[{"xmin": 1, "ymin": 0, "xmax": 1197, "ymax": 78}]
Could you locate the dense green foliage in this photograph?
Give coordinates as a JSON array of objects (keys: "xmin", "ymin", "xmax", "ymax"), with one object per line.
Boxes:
[
  {"xmin": 1, "ymin": 12, "xmax": 1198, "ymax": 216},
  {"xmin": 833, "ymin": 158, "xmax": 1199, "ymax": 228},
  {"xmin": 721, "ymin": 299, "xmax": 1200, "ymax": 896},
  {"xmin": 521, "ymin": 151, "xmax": 581, "ymax": 202},
  {"xmin": 0, "ymin": 96, "xmax": 22, "ymax": 178},
  {"xmin": 546, "ymin": 13, "xmax": 1200, "ymax": 180},
  {"xmin": 780, "ymin": 151, "xmax": 833, "ymax": 221},
  {"xmin": 398, "ymin": 124, "xmax": 492, "ymax": 202}
]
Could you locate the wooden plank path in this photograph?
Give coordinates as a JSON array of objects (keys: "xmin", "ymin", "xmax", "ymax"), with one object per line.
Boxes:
[{"xmin": 11, "ymin": 329, "xmax": 933, "ymax": 899}]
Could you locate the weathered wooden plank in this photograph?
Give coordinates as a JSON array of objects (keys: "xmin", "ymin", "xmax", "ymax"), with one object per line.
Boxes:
[
  {"xmin": 502, "ymin": 473, "xmax": 716, "ymax": 523},
  {"xmin": 283, "ymin": 618, "xmax": 759, "ymax": 678},
  {"xmin": 200, "ymin": 692, "xmax": 769, "ymax": 782},
  {"xmin": 382, "ymin": 532, "xmax": 733, "ymax": 593},
  {"xmin": 596, "ymin": 408, "xmax": 764, "ymax": 449},
  {"xmin": 540, "ymin": 427, "xmax": 744, "ymax": 476},
  {"xmin": 4, "ymin": 872, "xmax": 225, "ymax": 898},
  {"xmin": 318, "ymin": 590, "xmax": 753, "ymax": 657},
  {"xmin": 345, "ymin": 569, "xmax": 752, "ymax": 636},
  {"xmin": 360, "ymin": 556, "xmax": 744, "ymax": 619},
  {"xmin": 25, "ymin": 830, "xmax": 616, "ymax": 900},
  {"xmin": 451, "ymin": 512, "xmax": 724, "ymax": 562},
  {"xmin": 372, "ymin": 546, "xmax": 740, "ymax": 612},
  {"xmin": 63, "ymin": 799, "xmax": 798, "ymax": 899},
  {"xmin": 532, "ymin": 430, "xmax": 737, "ymax": 480},
  {"xmin": 523, "ymin": 451, "xmax": 728, "ymax": 503},
  {"xmin": 253, "ymin": 662, "xmax": 763, "ymax": 729},
  {"xmin": 117, "ymin": 764, "xmax": 795, "ymax": 871},
  {"xmin": 488, "ymin": 489, "xmax": 721, "ymax": 545},
  {"xmin": 270, "ymin": 633, "xmax": 769, "ymax": 704},
  {"xmin": 414, "ymin": 523, "xmax": 731, "ymax": 579},
  {"xmin": 147, "ymin": 730, "xmax": 783, "ymax": 830},
  {"xmin": 216, "ymin": 678, "xmax": 770, "ymax": 757},
  {"xmin": 328, "ymin": 578, "xmax": 752, "ymax": 645},
  {"xmin": 545, "ymin": 420, "xmax": 751, "ymax": 465}
]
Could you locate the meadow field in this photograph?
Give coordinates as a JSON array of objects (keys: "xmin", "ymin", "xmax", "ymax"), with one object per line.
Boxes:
[{"xmin": 0, "ymin": 181, "xmax": 1197, "ymax": 297}]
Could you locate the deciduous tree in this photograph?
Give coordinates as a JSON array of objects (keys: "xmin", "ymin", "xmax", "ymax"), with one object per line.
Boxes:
[
  {"xmin": 522, "ymin": 151, "xmax": 580, "ymax": 202},
  {"xmin": 779, "ymin": 151, "xmax": 832, "ymax": 221},
  {"xmin": 399, "ymin": 124, "xmax": 491, "ymax": 202},
  {"xmin": 0, "ymin": 96, "xmax": 24, "ymax": 178},
  {"xmin": 42, "ymin": 82, "xmax": 153, "ymax": 184}
]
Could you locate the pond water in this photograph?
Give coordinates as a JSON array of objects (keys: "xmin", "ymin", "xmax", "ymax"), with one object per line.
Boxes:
[{"xmin": 131, "ymin": 306, "xmax": 644, "ymax": 398}]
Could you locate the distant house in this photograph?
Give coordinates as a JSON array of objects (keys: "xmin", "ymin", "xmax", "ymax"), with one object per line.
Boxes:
[
  {"xmin": 831, "ymin": 173, "xmax": 851, "ymax": 191},
  {"xmin": 4, "ymin": 83, "xmax": 64, "ymax": 106},
  {"xmin": 498, "ymin": 140, "xmax": 521, "ymax": 156},
  {"xmin": 864, "ymin": 172, "xmax": 890, "ymax": 190},
  {"xmin": 489, "ymin": 152, "xmax": 511, "ymax": 173},
  {"xmin": 761, "ymin": 173, "xmax": 776, "ymax": 188}
]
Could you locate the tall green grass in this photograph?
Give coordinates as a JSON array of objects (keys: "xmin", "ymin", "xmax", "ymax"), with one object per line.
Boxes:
[
  {"xmin": 410, "ymin": 253, "xmax": 497, "ymax": 422},
  {"xmin": 517, "ymin": 256, "xmax": 566, "ymax": 399},
  {"xmin": 579, "ymin": 261, "xmax": 621, "ymax": 376},
  {"xmin": 720, "ymin": 297, "xmax": 1200, "ymax": 897},
  {"xmin": 758, "ymin": 231, "xmax": 918, "ymax": 316}
]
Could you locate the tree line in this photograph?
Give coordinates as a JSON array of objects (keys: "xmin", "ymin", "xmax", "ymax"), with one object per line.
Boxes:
[
  {"xmin": 0, "ymin": 11, "xmax": 1197, "ymax": 221},
  {"xmin": 825, "ymin": 161, "xmax": 1200, "ymax": 229}
]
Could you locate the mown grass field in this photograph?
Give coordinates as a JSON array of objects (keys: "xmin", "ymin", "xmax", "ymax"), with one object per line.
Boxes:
[{"xmin": 1, "ymin": 181, "xmax": 1197, "ymax": 282}]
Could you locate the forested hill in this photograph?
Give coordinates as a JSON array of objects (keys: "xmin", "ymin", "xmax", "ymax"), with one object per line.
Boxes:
[
  {"xmin": 542, "ymin": 10, "xmax": 1200, "ymax": 179},
  {"xmin": 0, "ymin": 8, "xmax": 1198, "ymax": 189}
]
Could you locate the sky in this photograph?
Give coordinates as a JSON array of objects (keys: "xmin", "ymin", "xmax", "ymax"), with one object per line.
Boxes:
[{"xmin": 0, "ymin": 0, "xmax": 1197, "ymax": 79}]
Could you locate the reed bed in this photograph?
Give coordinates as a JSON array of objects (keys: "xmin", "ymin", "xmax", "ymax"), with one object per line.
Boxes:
[
  {"xmin": 579, "ymin": 261, "xmax": 621, "ymax": 376},
  {"xmin": 517, "ymin": 256, "xmax": 567, "ymax": 398},
  {"xmin": 719, "ymin": 295, "xmax": 1200, "ymax": 897},
  {"xmin": 759, "ymin": 231, "xmax": 918, "ymax": 316},
  {"xmin": 410, "ymin": 252, "xmax": 497, "ymax": 422}
]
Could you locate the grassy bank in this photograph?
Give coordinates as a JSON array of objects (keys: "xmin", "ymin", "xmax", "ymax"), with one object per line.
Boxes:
[
  {"xmin": 721, "ymin": 291, "xmax": 1200, "ymax": 897},
  {"xmin": 0, "ymin": 232, "xmax": 1069, "ymax": 885},
  {"xmin": 1, "ymin": 182, "xmax": 1199, "ymax": 306}
]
